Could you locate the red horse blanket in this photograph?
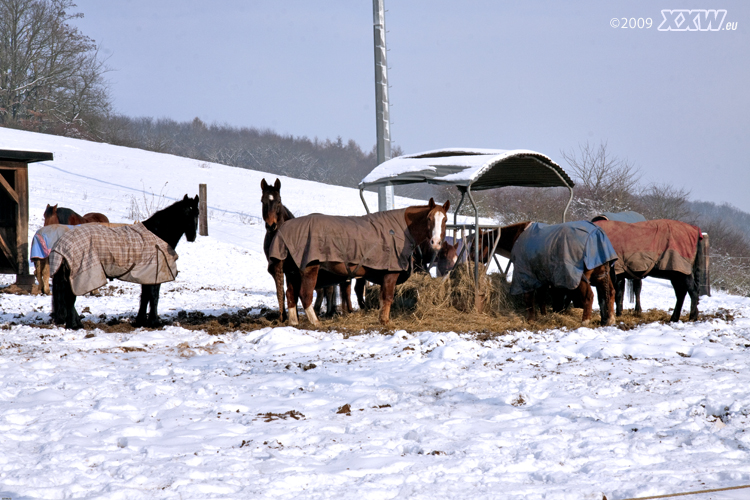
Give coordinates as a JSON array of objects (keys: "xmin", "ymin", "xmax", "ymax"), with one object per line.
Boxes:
[
  {"xmin": 49, "ymin": 223, "xmax": 178, "ymax": 295},
  {"xmin": 593, "ymin": 219, "xmax": 702, "ymax": 277},
  {"xmin": 268, "ymin": 209, "xmax": 415, "ymax": 272}
]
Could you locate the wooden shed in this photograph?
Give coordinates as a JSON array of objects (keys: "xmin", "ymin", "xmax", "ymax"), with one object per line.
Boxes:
[{"xmin": 1, "ymin": 148, "xmax": 54, "ymax": 290}]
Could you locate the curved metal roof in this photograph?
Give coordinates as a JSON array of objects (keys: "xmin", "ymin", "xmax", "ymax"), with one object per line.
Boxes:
[{"xmin": 359, "ymin": 148, "xmax": 574, "ymax": 191}]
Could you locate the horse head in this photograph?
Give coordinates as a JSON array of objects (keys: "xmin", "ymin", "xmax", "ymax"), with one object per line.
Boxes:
[
  {"xmin": 425, "ymin": 198, "xmax": 450, "ymax": 251},
  {"xmin": 44, "ymin": 204, "xmax": 59, "ymax": 226},
  {"xmin": 182, "ymin": 194, "xmax": 200, "ymax": 242},
  {"xmin": 261, "ymin": 178, "xmax": 284, "ymax": 230},
  {"xmin": 437, "ymin": 240, "xmax": 459, "ymax": 276}
]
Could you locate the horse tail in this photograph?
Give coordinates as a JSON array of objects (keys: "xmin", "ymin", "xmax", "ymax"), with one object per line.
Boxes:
[{"xmin": 692, "ymin": 232, "xmax": 704, "ymax": 292}]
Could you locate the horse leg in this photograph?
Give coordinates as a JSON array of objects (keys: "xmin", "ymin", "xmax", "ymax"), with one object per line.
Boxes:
[
  {"xmin": 147, "ymin": 284, "xmax": 161, "ymax": 326},
  {"xmin": 340, "ymin": 281, "xmax": 353, "ymax": 315},
  {"xmin": 300, "ymin": 265, "xmax": 320, "ymax": 326},
  {"xmin": 633, "ymin": 278, "xmax": 643, "ymax": 316},
  {"xmin": 34, "ymin": 258, "xmax": 50, "ymax": 295},
  {"xmin": 314, "ymin": 288, "xmax": 324, "ymax": 317},
  {"xmin": 591, "ymin": 266, "xmax": 615, "ymax": 326},
  {"xmin": 577, "ymin": 272, "xmax": 595, "ymax": 326},
  {"xmin": 614, "ymin": 276, "xmax": 626, "ymax": 317},
  {"xmin": 379, "ymin": 273, "xmax": 399, "ymax": 325},
  {"xmin": 355, "ymin": 278, "xmax": 367, "ymax": 310},
  {"xmin": 537, "ymin": 286, "xmax": 548, "ymax": 316},
  {"xmin": 524, "ymin": 291, "xmax": 536, "ymax": 322},
  {"xmin": 53, "ymin": 263, "xmax": 82, "ymax": 330},
  {"xmin": 135, "ymin": 285, "xmax": 151, "ymax": 327},
  {"xmin": 285, "ymin": 269, "xmax": 301, "ymax": 326},
  {"xmin": 670, "ymin": 277, "xmax": 688, "ymax": 322},
  {"xmin": 272, "ymin": 260, "xmax": 287, "ymax": 323},
  {"xmin": 323, "ymin": 286, "xmax": 336, "ymax": 318}
]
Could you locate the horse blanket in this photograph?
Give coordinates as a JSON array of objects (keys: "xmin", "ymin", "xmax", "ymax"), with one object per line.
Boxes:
[
  {"xmin": 593, "ymin": 219, "xmax": 702, "ymax": 277},
  {"xmin": 30, "ymin": 224, "xmax": 74, "ymax": 260},
  {"xmin": 268, "ymin": 208, "xmax": 415, "ymax": 273},
  {"xmin": 49, "ymin": 223, "xmax": 178, "ymax": 296},
  {"xmin": 510, "ymin": 221, "xmax": 618, "ymax": 295}
]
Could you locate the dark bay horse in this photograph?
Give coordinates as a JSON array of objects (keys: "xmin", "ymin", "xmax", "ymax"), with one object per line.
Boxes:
[
  {"xmin": 498, "ymin": 221, "xmax": 616, "ymax": 326},
  {"xmin": 269, "ymin": 198, "xmax": 450, "ymax": 326},
  {"xmin": 51, "ymin": 195, "xmax": 199, "ymax": 329},
  {"xmin": 593, "ymin": 219, "xmax": 703, "ymax": 322},
  {"xmin": 261, "ymin": 178, "xmax": 352, "ymax": 321},
  {"xmin": 44, "ymin": 204, "xmax": 109, "ymax": 225}
]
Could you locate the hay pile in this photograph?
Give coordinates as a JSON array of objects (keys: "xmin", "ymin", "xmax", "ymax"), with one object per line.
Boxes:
[{"xmin": 323, "ymin": 264, "xmax": 594, "ymax": 336}]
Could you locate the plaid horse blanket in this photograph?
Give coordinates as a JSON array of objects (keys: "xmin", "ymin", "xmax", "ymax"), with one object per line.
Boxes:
[
  {"xmin": 510, "ymin": 221, "xmax": 618, "ymax": 295},
  {"xmin": 49, "ymin": 223, "xmax": 178, "ymax": 295},
  {"xmin": 268, "ymin": 208, "xmax": 415, "ymax": 273},
  {"xmin": 593, "ymin": 219, "xmax": 702, "ymax": 277}
]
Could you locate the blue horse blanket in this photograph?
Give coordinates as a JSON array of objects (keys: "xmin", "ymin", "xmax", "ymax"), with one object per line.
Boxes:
[
  {"xmin": 510, "ymin": 221, "xmax": 618, "ymax": 295},
  {"xmin": 30, "ymin": 224, "xmax": 74, "ymax": 260}
]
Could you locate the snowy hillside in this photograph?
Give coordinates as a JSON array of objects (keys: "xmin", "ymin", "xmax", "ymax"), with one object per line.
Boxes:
[{"xmin": 2, "ymin": 128, "xmax": 750, "ymax": 500}]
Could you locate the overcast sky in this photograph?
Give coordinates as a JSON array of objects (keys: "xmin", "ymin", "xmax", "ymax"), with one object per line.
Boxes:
[{"xmin": 71, "ymin": 1, "xmax": 749, "ymax": 211}]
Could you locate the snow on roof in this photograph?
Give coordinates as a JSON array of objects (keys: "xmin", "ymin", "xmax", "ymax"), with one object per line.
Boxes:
[{"xmin": 359, "ymin": 148, "xmax": 574, "ymax": 191}]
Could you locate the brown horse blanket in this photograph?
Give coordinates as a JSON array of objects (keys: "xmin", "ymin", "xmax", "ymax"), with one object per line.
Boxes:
[
  {"xmin": 593, "ymin": 219, "xmax": 702, "ymax": 277},
  {"xmin": 268, "ymin": 208, "xmax": 415, "ymax": 272},
  {"xmin": 510, "ymin": 221, "xmax": 618, "ymax": 295},
  {"xmin": 49, "ymin": 223, "xmax": 178, "ymax": 295}
]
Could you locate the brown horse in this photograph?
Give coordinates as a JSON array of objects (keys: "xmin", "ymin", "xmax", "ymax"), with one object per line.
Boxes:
[
  {"xmin": 44, "ymin": 204, "xmax": 109, "ymax": 225},
  {"xmin": 497, "ymin": 221, "xmax": 616, "ymax": 326},
  {"xmin": 260, "ymin": 178, "xmax": 352, "ymax": 321},
  {"xmin": 268, "ymin": 198, "xmax": 450, "ymax": 326},
  {"xmin": 593, "ymin": 219, "xmax": 703, "ymax": 322}
]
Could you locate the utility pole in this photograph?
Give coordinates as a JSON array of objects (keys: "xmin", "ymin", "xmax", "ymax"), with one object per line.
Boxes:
[{"xmin": 373, "ymin": 0, "xmax": 394, "ymax": 211}]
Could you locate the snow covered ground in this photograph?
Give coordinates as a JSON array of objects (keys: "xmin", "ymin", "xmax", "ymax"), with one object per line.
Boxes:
[{"xmin": 2, "ymin": 128, "xmax": 750, "ymax": 500}]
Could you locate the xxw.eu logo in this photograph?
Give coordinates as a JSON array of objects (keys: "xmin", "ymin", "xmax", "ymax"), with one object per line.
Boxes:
[{"xmin": 658, "ymin": 9, "xmax": 729, "ymax": 31}]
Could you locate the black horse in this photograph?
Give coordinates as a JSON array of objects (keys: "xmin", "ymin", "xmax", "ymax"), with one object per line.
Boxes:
[{"xmin": 52, "ymin": 195, "xmax": 200, "ymax": 329}]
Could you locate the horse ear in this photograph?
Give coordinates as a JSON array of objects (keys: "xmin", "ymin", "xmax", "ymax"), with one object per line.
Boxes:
[
  {"xmin": 183, "ymin": 194, "xmax": 189, "ymax": 201},
  {"xmin": 428, "ymin": 198, "xmax": 436, "ymax": 208},
  {"xmin": 261, "ymin": 179, "xmax": 268, "ymax": 190},
  {"xmin": 443, "ymin": 199, "xmax": 450, "ymax": 212},
  {"xmin": 274, "ymin": 178, "xmax": 281, "ymax": 190}
]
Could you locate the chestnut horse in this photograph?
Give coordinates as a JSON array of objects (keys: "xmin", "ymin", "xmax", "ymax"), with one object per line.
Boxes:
[
  {"xmin": 268, "ymin": 198, "xmax": 449, "ymax": 326},
  {"xmin": 260, "ymin": 178, "xmax": 352, "ymax": 321},
  {"xmin": 496, "ymin": 221, "xmax": 616, "ymax": 326},
  {"xmin": 44, "ymin": 204, "xmax": 109, "ymax": 225}
]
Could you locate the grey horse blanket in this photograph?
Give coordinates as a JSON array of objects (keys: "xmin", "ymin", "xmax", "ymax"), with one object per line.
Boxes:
[
  {"xmin": 268, "ymin": 208, "xmax": 415, "ymax": 272},
  {"xmin": 593, "ymin": 219, "xmax": 702, "ymax": 277},
  {"xmin": 510, "ymin": 221, "xmax": 618, "ymax": 295},
  {"xmin": 49, "ymin": 223, "xmax": 178, "ymax": 296}
]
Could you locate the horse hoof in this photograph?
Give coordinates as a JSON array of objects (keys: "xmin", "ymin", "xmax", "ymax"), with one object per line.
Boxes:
[{"xmin": 581, "ymin": 319, "xmax": 591, "ymax": 327}]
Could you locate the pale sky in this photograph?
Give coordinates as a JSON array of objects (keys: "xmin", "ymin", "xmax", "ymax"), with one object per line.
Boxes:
[{"xmin": 72, "ymin": 1, "xmax": 750, "ymax": 211}]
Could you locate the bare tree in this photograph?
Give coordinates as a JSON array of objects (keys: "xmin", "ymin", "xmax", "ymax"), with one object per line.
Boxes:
[
  {"xmin": 635, "ymin": 183, "xmax": 693, "ymax": 222},
  {"xmin": 561, "ymin": 141, "xmax": 641, "ymax": 219},
  {"xmin": 0, "ymin": 0, "xmax": 110, "ymax": 132}
]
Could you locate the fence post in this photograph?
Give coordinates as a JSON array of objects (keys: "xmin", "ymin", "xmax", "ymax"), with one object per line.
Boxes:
[
  {"xmin": 698, "ymin": 232, "xmax": 710, "ymax": 297},
  {"xmin": 199, "ymin": 184, "xmax": 208, "ymax": 236}
]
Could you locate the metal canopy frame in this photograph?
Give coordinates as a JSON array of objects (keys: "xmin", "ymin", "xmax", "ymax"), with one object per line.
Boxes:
[{"xmin": 358, "ymin": 148, "xmax": 576, "ymax": 286}]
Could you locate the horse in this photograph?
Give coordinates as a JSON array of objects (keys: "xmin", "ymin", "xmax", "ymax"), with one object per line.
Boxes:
[
  {"xmin": 268, "ymin": 198, "xmax": 450, "ymax": 326},
  {"xmin": 436, "ymin": 237, "xmax": 462, "ymax": 277},
  {"xmin": 497, "ymin": 221, "xmax": 617, "ymax": 326},
  {"xmin": 592, "ymin": 219, "xmax": 703, "ymax": 322},
  {"xmin": 260, "ymin": 178, "xmax": 352, "ymax": 321},
  {"xmin": 50, "ymin": 195, "xmax": 200, "ymax": 329},
  {"xmin": 44, "ymin": 204, "xmax": 109, "ymax": 225}
]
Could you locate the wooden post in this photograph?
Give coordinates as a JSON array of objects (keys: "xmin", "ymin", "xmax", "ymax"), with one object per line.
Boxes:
[
  {"xmin": 698, "ymin": 233, "xmax": 710, "ymax": 297},
  {"xmin": 199, "ymin": 184, "xmax": 208, "ymax": 236}
]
